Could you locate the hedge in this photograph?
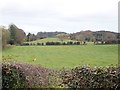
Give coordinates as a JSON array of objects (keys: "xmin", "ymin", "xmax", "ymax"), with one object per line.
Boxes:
[
  {"xmin": 60, "ymin": 66, "xmax": 120, "ymax": 89},
  {"xmin": 2, "ymin": 63, "xmax": 120, "ymax": 89}
]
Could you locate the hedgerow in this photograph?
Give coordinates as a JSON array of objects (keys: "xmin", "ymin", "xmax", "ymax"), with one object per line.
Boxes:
[
  {"xmin": 2, "ymin": 62, "xmax": 120, "ymax": 89},
  {"xmin": 60, "ymin": 66, "xmax": 120, "ymax": 89},
  {"xmin": 2, "ymin": 62, "xmax": 60, "ymax": 88},
  {"xmin": 22, "ymin": 41, "xmax": 82, "ymax": 46},
  {"xmin": 2, "ymin": 63, "xmax": 25, "ymax": 89}
]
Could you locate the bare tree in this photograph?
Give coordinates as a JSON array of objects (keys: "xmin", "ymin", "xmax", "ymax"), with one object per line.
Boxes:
[
  {"xmin": 56, "ymin": 34, "xmax": 70, "ymax": 42},
  {"xmin": 104, "ymin": 32, "xmax": 117, "ymax": 41}
]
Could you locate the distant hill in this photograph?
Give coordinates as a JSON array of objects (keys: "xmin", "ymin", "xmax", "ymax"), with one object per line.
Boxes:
[
  {"xmin": 36, "ymin": 31, "xmax": 67, "ymax": 39},
  {"xmin": 28, "ymin": 30, "xmax": 120, "ymax": 43},
  {"xmin": 70, "ymin": 30, "xmax": 120, "ymax": 42}
]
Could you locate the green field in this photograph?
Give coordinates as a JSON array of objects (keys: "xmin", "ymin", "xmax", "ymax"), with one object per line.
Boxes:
[
  {"xmin": 2, "ymin": 44, "xmax": 118, "ymax": 69},
  {"xmin": 25, "ymin": 38, "xmax": 76, "ymax": 44}
]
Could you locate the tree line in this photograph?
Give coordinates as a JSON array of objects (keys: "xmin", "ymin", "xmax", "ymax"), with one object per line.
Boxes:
[
  {"xmin": 70, "ymin": 30, "xmax": 120, "ymax": 44},
  {"xmin": 1, "ymin": 24, "xmax": 120, "ymax": 48},
  {"xmin": 1, "ymin": 24, "xmax": 26, "ymax": 48}
]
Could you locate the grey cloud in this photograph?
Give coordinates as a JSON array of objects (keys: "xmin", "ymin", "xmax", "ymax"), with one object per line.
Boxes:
[
  {"xmin": 2, "ymin": 7, "xmax": 60, "ymax": 18},
  {"xmin": 61, "ymin": 14, "xmax": 117, "ymax": 23},
  {"xmin": 1, "ymin": 0, "xmax": 118, "ymax": 33}
]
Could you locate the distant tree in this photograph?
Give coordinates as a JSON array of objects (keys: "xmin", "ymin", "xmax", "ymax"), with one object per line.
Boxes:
[
  {"xmin": 0, "ymin": 26, "xmax": 10, "ymax": 48},
  {"xmin": 104, "ymin": 32, "xmax": 117, "ymax": 42},
  {"xmin": 27, "ymin": 33, "xmax": 37, "ymax": 41},
  {"xmin": 16, "ymin": 29, "xmax": 26, "ymax": 44},
  {"xmin": 75, "ymin": 34, "xmax": 85, "ymax": 41},
  {"xmin": 26, "ymin": 33, "xmax": 31, "ymax": 42},
  {"xmin": 32, "ymin": 34, "xmax": 37, "ymax": 41},
  {"xmin": 69, "ymin": 34, "xmax": 75, "ymax": 40},
  {"xmin": 36, "ymin": 31, "xmax": 67, "ymax": 39},
  {"xmin": 9, "ymin": 24, "xmax": 17, "ymax": 45},
  {"xmin": 8, "ymin": 24, "xmax": 26, "ymax": 45},
  {"xmin": 56, "ymin": 34, "xmax": 70, "ymax": 42},
  {"xmin": 94, "ymin": 31, "xmax": 118, "ymax": 44},
  {"xmin": 70, "ymin": 30, "xmax": 95, "ymax": 42}
]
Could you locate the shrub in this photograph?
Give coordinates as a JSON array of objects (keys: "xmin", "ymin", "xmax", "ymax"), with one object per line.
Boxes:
[
  {"xmin": 60, "ymin": 66, "xmax": 120, "ymax": 89},
  {"xmin": 2, "ymin": 62, "xmax": 120, "ymax": 89},
  {"xmin": 46, "ymin": 42, "xmax": 61, "ymax": 45},
  {"xmin": 105, "ymin": 40, "xmax": 118, "ymax": 44},
  {"xmin": 2, "ymin": 63, "xmax": 51, "ymax": 88},
  {"xmin": 73, "ymin": 42, "xmax": 80, "ymax": 45},
  {"xmin": 62, "ymin": 42, "xmax": 67, "ymax": 45},
  {"xmin": 2, "ymin": 63, "xmax": 25, "ymax": 89},
  {"xmin": 2, "ymin": 62, "xmax": 64, "ymax": 88},
  {"xmin": 32, "ymin": 43, "xmax": 36, "ymax": 46},
  {"xmin": 67, "ymin": 42, "xmax": 73, "ymax": 45},
  {"xmin": 37, "ymin": 42, "xmax": 41, "ymax": 45},
  {"xmin": 41, "ymin": 43, "xmax": 44, "ymax": 46},
  {"xmin": 22, "ymin": 43, "xmax": 29, "ymax": 46},
  {"xmin": 76, "ymin": 42, "xmax": 80, "ymax": 45}
]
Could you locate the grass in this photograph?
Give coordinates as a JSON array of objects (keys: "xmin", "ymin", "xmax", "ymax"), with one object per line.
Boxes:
[
  {"xmin": 2, "ymin": 44, "xmax": 118, "ymax": 69},
  {"xmin": 25, "ymin": 38, "xmax": 76, "ymax": 44}
]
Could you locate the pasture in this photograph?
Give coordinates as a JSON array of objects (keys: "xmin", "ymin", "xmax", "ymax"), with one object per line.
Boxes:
[
  {"xmin": 25, "ymin": 38, "xmax": 76, "ymax": 44},
  {"xmin": 2, "ymin": 44, "xmax": 118, "ymax": 69}
]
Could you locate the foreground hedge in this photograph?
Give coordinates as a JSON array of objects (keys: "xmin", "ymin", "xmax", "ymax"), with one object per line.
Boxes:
[
  {"xmin": 2, "ymin": 63, "xmax": 25, "ymax": 88},
  {"xmin": 2, "ymin": 63, "xmax": 120, "ymax": 89},
  {"xmin": 60, "ymin": 66, "xmax": 120, "ymax": 89},
  {"xmin": 2, "ymin": 63, "xmax": 57, "ymax": 89}
]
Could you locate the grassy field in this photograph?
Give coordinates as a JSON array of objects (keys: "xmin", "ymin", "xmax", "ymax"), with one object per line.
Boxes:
[
  {"xmin": 2, "ymin": 44, "xmax": 118, "ymax": 69},
  {"xmin": 25, "ymin": 38, "xmax": 76, "ymax": 44}
]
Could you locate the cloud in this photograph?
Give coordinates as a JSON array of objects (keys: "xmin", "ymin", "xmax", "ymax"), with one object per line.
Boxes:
[{"xmin": 0, "ymin": 0, "xmax": 119, "ymax": 34}]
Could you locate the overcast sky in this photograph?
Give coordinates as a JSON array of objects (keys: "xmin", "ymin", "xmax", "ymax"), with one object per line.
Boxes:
[{"xmin": 0, "ymin": 0, "xmax": 119, "ymax": 34}]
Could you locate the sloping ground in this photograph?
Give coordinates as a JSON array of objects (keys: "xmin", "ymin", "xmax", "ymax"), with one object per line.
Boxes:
[{"xmin": 26, "ymin": 38, "xmax": 75, "ymax": 44}]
